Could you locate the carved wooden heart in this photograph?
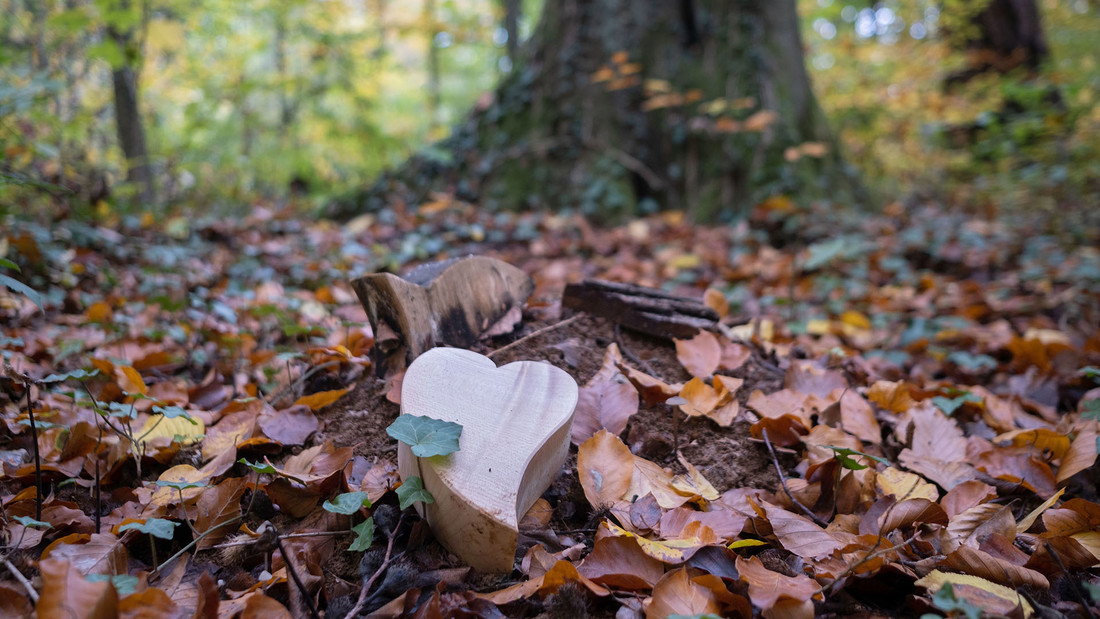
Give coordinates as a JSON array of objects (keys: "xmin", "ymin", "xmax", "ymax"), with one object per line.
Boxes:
[{"xmin": 397, "ymin": 347, "xmax": 578, "ymax": 572}]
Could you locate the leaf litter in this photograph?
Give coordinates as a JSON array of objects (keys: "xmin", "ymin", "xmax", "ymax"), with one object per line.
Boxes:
[{"xmin": 0, "ymin": 201, "xmax": 1098, "ymax": 617}]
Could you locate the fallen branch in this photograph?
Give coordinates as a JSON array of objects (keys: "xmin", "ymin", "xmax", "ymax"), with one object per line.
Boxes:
[
  {"xmin": 487, "ymin": 314, "xmax": 583, "ymax": 360},
  {"xmin": 761, "ymin": 429, "xmax": 828, "ymax": 527}
]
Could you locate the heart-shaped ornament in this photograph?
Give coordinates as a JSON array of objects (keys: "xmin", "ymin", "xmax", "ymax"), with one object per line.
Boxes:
[{"xmin": 398, "ymin": 347, "xmax": 578, "ymax": 572}]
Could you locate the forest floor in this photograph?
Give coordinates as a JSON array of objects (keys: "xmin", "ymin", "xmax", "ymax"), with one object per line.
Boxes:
[{"xmin": 2, "ymin": 198, "xmax": 1100, "ymax": 618}]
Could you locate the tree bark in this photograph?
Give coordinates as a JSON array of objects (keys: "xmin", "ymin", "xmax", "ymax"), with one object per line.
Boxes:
[
  {"xmin": 108, "ymin": 1, "xmax": 156, "ymax": 205},
  {"xmin": 945, "ymin": 0, "xmax": 1049, "ymax": 87},
  {"xmin": 334, "ymin": 0, "xmax": 861, "ymax": 220}
]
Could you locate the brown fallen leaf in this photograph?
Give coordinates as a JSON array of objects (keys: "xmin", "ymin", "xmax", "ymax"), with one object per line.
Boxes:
[
  {"xmin": 258, "ymin": 404, "xmax": 319, "ymax": 446},
  {"xmin": 943, "ymin": 545, "xmax": 1049, "ymax": 589},
  {"xmin": 736, "ymin": 555, "xmax": 819, "ymax": 617},
  {"xmin": 578, "ymin": 535, "xmax": 665, "ymax": 590},
  {"xmin": 675, "ymin": 330, "xmax": 721, "ymax": 378},
  {"xmin": 571, "ymin": 344, "xmax": 639, "ymax": 445},
  {"xmin": 577, "ymin": 429, "xmax": 634, "ymax": 508},
  {"xmin": 761, "ymin": 502, "xmax": 844, "ymax": 559},
  {"xmin": 646, "ymin": 568, "xmax": 723, "ymax": 619},
  {"xmin": 36, "ymin": 558, "xmax": 119, "ymax": 619}
]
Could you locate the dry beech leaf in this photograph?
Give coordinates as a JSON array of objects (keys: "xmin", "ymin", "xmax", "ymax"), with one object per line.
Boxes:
[
  {"xmin": 258, "ymin": 404, "xmax": 318, "ymax": 446},
  {"xmin": 1058, "ymin": 422, "xmax": 1098, "ymax": 483},
  {"xmin": 194, "ymin": 476, "xmax": 248, "ymax": 550},
  {"xmin": 941, "ymin": 480, "xmax": 998, "ymax": 518},
  {"xmin": 947, "ymin": 503, "xmax": 1012, "ymax": 551},
  {"xmin": 915, "ymin": 571, "xmax": 1034, "ymax": 618},
  {"xmin": 629, "ymin": 456, "xmax": 694, "ymax": 509},
  {"xmin": 762, "ymin": 502, "xmax": 843, "ymax": 559},
  {"xmin": 785, "ymin": 360, "xmax": 847, "ymax": 398},
  {"xmin": 115, "ymin": 365, "xmax": 147, "ymax": 395},
  {"xmin": 293, "ymin": 387, "xmax": 350, "ymax": 411},
  {"xmin": 866, "ymin": 380, "xmax": 913, "ymax": 413},
  {"xmin": 876, "ymin": 499, "xmax": 948, "ymax": 535},
  {"xmin": 37, "ymin": 558, "xmax": 119, "ymax": 619},
  {"xmin": 719, "ymin": 339, "xmax": 752, "ymax": 372},
  {"xmin": 675, "ymin": 330, "xmax": 721, "ymax": 378},
  {"xmin": 577, "ymin": 430, "xmax": 634, "ymax": 508},
  {"xmin": 118, "ymin": 587, "xmax": 180, "ymax": 619},
  {"xmin": 1016, "ymin": 488, "xmax": 1064, "ymax": 533},
  {"xmin": 994, "ymin": 428, "xmax": 1071, "ymax": 461},
  {"xmin": 736, "ymin": 555, "xmax": 820, "ymax": 612},
  {"xmin": 616, "ymin": 361, "xmax": 682, "ymax": 406},
  {"xmin": 577, "ymin": 535, "xmax": 665, "ymax": 590},
  {"xmin": 572, "ymin": 344, "xmax": 639, "ymax": 445},
  {"xmin": 875, "ymin": 467, "xmax": 939, "ymax": 502},
  {"xmin": 201, "ymin": 410, "xmax": 256, "ymax": 462},
  {"xmin": 646, "ymin": 568, "xmax": 723, "ymax": 619},
  {"xmin": 943, "ymin": 545, "xmax": 1049, "ymax": 589},
  {"xmin": 703, "ymin": 288, "xmax": 729, "ymax": 318},
  {"xmin": 835, "ymin": 389, "xmax": 881, "ymax": 445},
  {"xmin": 42, "ymin": 532, "xmax": 128, "ymax": 576},
  {"xmin": 603, "ymin": 521, "xmax": 713, "ymax": 563}
]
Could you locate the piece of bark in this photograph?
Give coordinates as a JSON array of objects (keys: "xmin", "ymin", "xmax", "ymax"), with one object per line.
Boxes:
[
  {"xmin": 398, "ymin": 348, "xmax": 578, "ymax": 572},
  {"xmin": 351, "ymin": 256, "xmax": 534, "ymax": 374},
  {"xmin": 562, "ymin": 279, "xmax": 719, "ymax": 339}
]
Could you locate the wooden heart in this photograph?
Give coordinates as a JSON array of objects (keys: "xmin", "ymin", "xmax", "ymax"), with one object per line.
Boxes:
[{"xmin": 397, "ymin": 347, "xmax": 578, "ymax": 572}]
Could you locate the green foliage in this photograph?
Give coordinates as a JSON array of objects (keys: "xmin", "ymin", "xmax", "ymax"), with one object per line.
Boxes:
[
  {"xmin": 932, "ymin": 391, "xmax": 982, "ymax": 416},
  {"xmin": 13, "ymin": 516, "xmax": 52, "ymax": 529},
  {"xmin": 86, "ymin": 574, "xmax": 140, "ymax": 596},
  {"xmin": 0, "ymin": 259, "xmax": 43, "ymax": 309},
  {"xmin": 396, "ymin": 475, "xmax": 434, "ymax": 510},
  {"xmin": 920, "ymin": 583, "xmax": 983, "ymax": 619},
  {"xmin": 349, "ymin": 517, "xmax": 375, "ymax": 551},
  {"xmin": 386, "ymin": 414, "xmax": 463, "ymax": 458},
  {"xmin": 824, "ymin": 446, "xmax": 889, "ymax": 470},
  {"xmin": 322, "ymin": 491, "xmax": 371, "ymax": 515},
  {"xmin": 119, "ymin": 518, "xmax": 180, "ymax": 540}
]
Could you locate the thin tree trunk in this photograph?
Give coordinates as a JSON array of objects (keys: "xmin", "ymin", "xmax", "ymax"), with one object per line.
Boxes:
[
  {"xmin": 501, "ymin": 0, "xmax": 520, "ymax": 62},
  {"xmin": 423, "ymin": 0, "xmax": 441, "ymax": 132},
  {"xmin": 108, "ymin": 0, "xmax": 155, "ymax": 205}
]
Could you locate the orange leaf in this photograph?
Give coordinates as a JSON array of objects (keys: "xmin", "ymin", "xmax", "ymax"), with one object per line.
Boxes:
[
  {"xmin": 762, "ymin": 502, "xmax": 844, "ymax": 559},
  {"xmin": 646, "ymin": 568, "xmax": 723, "ymax": 619},
  {"xmin": 85, "ymin": 301, "xmax": 114, "ymax": 324},
  {"xmin": 578, "ymin": 535, "xmax": 665, "ymax": 590},
  {"xmin": 577, "ymin": 430, "xmax": 634, "ymax": 508},
  {"xmin": 293, "ymin": 387, "xmax": 350, "ymax": 411},
  {"xmin": 572, "ymin": 344, "xmax": 639, "ymax": 445},
  {"xmin": 736, "ymin": 555, "xmax": 820, "ymax": 611},
  {"xmin": 703, "ymin": 288, "xmax": 728, "ymax": 318},
  {"xmin": 675, "ymin": 331, "xmax": 721, "ymax": 378},
  {"xmin": 115, "ymin": 365, "xmax": 147, "ymax": 395},
  {"xmin": 1058, "ymin": 422, "xmax": 1098, "ymax": 483},
  {"xmin": 37, "ymin": 558, "xmax": 119, "ymax": 619},
  {"xmin": 943, "ymin": 546, "xmax": 1049, "ymax": 589}
]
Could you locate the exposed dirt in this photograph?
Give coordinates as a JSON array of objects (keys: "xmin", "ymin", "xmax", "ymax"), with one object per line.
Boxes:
[{"xmin": 315, "ymin": 311, "xmax": 786, "ymax": 567}]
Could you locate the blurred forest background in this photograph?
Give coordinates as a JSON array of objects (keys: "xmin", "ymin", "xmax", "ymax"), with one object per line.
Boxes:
[{"xmin": 1, "ymin": 0, "xmax": 1098, "ymax": 222}]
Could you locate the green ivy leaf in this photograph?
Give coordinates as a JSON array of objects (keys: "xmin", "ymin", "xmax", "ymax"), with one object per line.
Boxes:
[
  {"xmin": 86, "ymin": 574, "xmax": 140, "ymax": 596},
  {"xmin": 930, "ymin": 583, "xmax": 982, "ymax": 619},
  {"xmin": 41, "ymin": 368, "xmax": 99, "ymax": 383},
  {"xmin": 349, "ymin": 517, "xmax": 375, "ymax": 552},
  {"xmin": 155, "ymin": 479, "xmax": 206, "ymax": 491},
  {"xmin": 932, "ymin": 391, "xmax": 981, "ymax": 416},
  {"xmin": 396, "ymin": 476, "xmax": 434, "ymax": 510},
  {"xmin": 823, "ymin": 445, "xmax": 889, "ymax": 470},
  {"xmin": 153, "ymin": 404, "xmax": 197, "ymax": 423},
  {"xmin": 13, "ymin": 515, "xmax": 52, "ymax": 529},
  {"xmin": 238, "ymin": 457, "xmax": 278, "ymax": 474},
  {"xmin": 323, "ymin": 491, "xmax": 371, "ymax": 515},
  {"xmin": 386, "ymin": 415, "xmax": 462, "ymax": 458},
  {"xmin": 119, "ymin": 518, "xmax": 179, "ymax": 540},
  {"xmin": 1082, "ymin": 399, "xmax": 1100, "ymax": 421},
  {"xmin": 0, "ymin": 273, "xmax": 42, "ymax": 310}
]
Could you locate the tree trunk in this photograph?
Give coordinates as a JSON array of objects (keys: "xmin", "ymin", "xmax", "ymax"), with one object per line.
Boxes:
[
  {"xmin": 945, "ymin": 0, "xmax": 1049, "ymax": 87},
  {"xmin": 500, "ymin": 0, "xmax": 520, "ymax": 62},
  {"xmin": 108, "ymin": 2, "xmax": 156, "ymax": 206},
  {"xmin": 335, "ymin": 0, "xmax": 861, "ymax": 220}
]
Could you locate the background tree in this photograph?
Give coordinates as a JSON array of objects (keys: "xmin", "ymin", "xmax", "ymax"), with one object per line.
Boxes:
[
  {"xmin": 106, "ymin": 0, "xmax": 156, "ymax": 205},
  {"xmin": 336, "ymin": 0, "xmax": 864, "ymax": 220}
]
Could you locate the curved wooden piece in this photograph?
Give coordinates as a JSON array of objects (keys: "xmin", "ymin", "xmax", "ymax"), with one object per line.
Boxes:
[{"xmin": 397, "ymin": 347, "xmax": 578, "ymax": 572}]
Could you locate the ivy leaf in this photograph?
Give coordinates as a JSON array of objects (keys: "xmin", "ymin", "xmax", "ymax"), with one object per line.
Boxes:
[
  {"xmin": 323, "ymin": 491, "xmax": 371, "ymax": 515},
  {"xmin": 349, "ymin": 517, "xmax": 375, "ymax": 552},
  {"xmin": 929, "ymin": 583, "xmax": 982, "ymax": 619},
  {"xmin": 238, "ymin": 457, "xmax": 278, "ymax": 475},
  {"xmin": 386, "ymin": 415, "xmax": 462, "ymax": 458},
  {"xmin": 41, "ymin": 368, "xmax": 99, "ymax": 383},
  {"xmin": 1083, "ymin": 399, "xmax": 1100, "ymax": 421},
  {"xmin": 396, "ymin": 476, "xmax": 434, "ymax": 510},
  {"xmin": 86, "ymin": 574, "xmax": 140, "ymax": 596},
  {"xmin": 155, "ymin": 479, "xmax": 206, "ymax": 491},
  {"xmin": 152, "ymin": 404, "xmax": 197, "ymax": 424},
  {"xmin": 932, "ymin": 391, "xmax": 981, "ymax": 416},
  {"xmin": 0, "ymin": 272, "xmax": 42, "ymax": 310},
  {"xmin": 13, "ymin": 516, "xmax": 52, "ymax": 529},
  {"xmin": 823, "ymin": 445, "xmax": 889, "ymax": 470},
  {"xmin": 119, "ymin": 518, "xmax": 179, "ymax": 540}
]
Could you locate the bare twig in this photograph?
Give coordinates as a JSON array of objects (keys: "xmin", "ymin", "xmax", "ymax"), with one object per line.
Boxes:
[
  {"xmin": 23, "ymin": 383, "xmax": 42, "ymax": 521},
  {"xmin": 816, "ymin": 530, "xmax": 921, "ymax": 597},
  {"xmin": 3, "ymin": 558, "xmax": 38, "ymax": 603},
  {"xmin": 761, "ymin": 429, "xmax": 828, "ymax": 527},
  {"xmin": 152, "ymin": 515, "xmax": 243, "ymax": 578},
  {"xmin": 1043, "ymin": 541, "xmax": 1098, "ymax": 619},
  {"xmin": 345, "ymin": 513, "xmax": 406, "ymax": 618},
  {"xmin": 269, "ymin": 360, "xmax": 342, "ymax": 407},
  {"xmin": 613, "ymin": 323, "xmax": 657, "ymax": 376},
  {"xmin": 276, "ymin": 531, "xmax": 322, "ymax": 619},
  {"xmin": 487, "ymin": 314, "xmax": 583, "ymax": 359}
]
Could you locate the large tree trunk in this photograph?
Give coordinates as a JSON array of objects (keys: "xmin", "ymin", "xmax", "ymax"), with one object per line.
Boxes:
[{"xmin": 334, "ymin": 0, "xmax": 861, "ymax": 220}]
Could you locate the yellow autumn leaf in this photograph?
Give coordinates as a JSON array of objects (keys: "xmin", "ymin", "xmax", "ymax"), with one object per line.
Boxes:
[
  {"xmin": 137, "ymin": 414, "xmax": 205, "ymax": 447},
  {"xmin": 875, "ymin": 467, "xmax": 939, "ymax": 502},
  {"xmin": 729, "ymin": 538, "xmax": 768, "ymax": 549},
  {"xmin": 115, "ymin": 365, "xmax": 147, "ymax": 395},
  {"xmin": 915, "ymin": 571, "xmax": 1034, "ymax": 618},
  {"xmin": 1016, "ymin": 488, "xmax": 1064, "ymax": 533},
  {"xmin": 294, "ymin": 388, "xmax": 350, "ymax": 411},
  {"xmin": 840, "ymin": 310, "xmax": 871, "ymax": 331},
  {"xmin": 603, "ymin": 521, "xmax": 710, "ymax": 563}
]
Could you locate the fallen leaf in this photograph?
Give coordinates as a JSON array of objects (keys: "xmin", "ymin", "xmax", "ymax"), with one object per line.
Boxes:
[
  {"xmin": 577, "ymin": 430, "xmax": 634, "ymax": 508},
  {"xmin": 37, "ymin": 558, "xmax": 119, "ymax": 619},
  {"xmin": 736, "ymin": 555, "xmax": 819, "ymax": 613},
  {"xmin": 675, "ymin": 331, "xmax": 721, "ymax": 378},
  {"xmin": 293, "ymin": 387, "xmax": 350, "ymax": 411},
  {"xmin": 646, "ymin": 568, "xmax": 723, "ymax": 619},
  {"xmin": 571, "ymin": 344, "xmax": 639, "ymax": 444},
  {"xmin": 258, "ymin": 404, "xmax": 319, "ymax": 445}
]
